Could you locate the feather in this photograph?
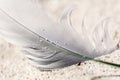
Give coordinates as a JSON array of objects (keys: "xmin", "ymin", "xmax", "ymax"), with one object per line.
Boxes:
[{"xmin": 0, "ymin": 0, "xmax": 119, "ymax": 70}]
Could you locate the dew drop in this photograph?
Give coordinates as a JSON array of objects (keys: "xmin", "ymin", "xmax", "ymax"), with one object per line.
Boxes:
[{"xmin": 39, "ymin": 39, "xmax": 43, "ymax": 42}]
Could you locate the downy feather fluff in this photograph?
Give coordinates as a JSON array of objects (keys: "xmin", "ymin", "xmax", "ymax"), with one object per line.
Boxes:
[{"xmin": 0, "ymin": 0, "xmax": 119, "ymax": 69}]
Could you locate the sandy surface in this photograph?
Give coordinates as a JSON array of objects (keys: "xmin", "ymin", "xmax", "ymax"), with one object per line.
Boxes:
[{"xmin": 0, "ymin": 0, "xmax": 120, "ymax": 80}]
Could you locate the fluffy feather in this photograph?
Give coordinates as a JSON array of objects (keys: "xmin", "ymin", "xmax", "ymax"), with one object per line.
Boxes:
[{"xmin": 0, "ymin": 0, "xmax": 119, "ymax": 70}]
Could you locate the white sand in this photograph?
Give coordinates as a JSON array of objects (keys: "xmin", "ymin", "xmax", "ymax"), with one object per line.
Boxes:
[{"xmin": 0, "ymin": 0, "xmax": 120, "ymax": 80}]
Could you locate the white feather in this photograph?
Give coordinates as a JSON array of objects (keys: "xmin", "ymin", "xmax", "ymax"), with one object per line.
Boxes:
[{"xmin": 0, "ymin": 0, "xmax": 119, "ymax": 69}]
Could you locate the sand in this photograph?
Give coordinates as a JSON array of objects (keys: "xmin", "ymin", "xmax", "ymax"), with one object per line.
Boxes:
[{"xmin": 0, "ymin": 0, "xmax": 120, "ymax": 80}]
